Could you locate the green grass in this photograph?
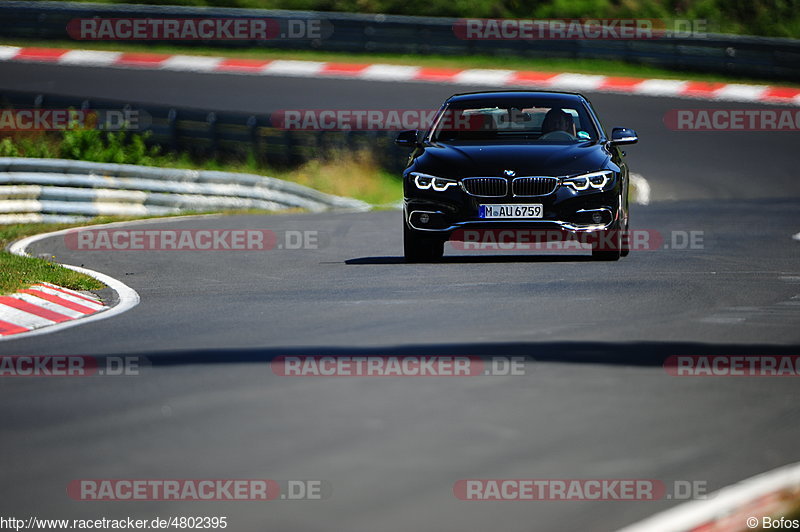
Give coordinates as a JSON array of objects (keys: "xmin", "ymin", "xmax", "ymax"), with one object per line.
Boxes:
[
  {"xmin": 0, "ymin": 222, "xmax": 106, "ymax": 295},
  {"xmin": 0, "ymin": 252, "xmax": 104, "ymax": 295},
  {"xmin": 3, "ymin": 38, "xmax": 798, "ymax": 87}
]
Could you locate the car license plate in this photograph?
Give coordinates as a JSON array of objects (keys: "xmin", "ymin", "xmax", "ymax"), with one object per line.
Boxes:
[{"xmin": 479, "ymin": 204, "xmax": 543, "ymax": 219}]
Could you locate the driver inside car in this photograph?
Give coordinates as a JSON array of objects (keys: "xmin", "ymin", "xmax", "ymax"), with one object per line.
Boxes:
[{"xmin": 539, "ymin": 108, "xmax": 577, "ymax": 139}]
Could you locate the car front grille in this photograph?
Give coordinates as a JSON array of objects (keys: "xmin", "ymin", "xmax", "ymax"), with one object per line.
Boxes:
[
  {"xmin": 512, "ymin": 177, "xmax": 558, "ymax": 197},
  {"xmin": 461, "ymin": 177, "xmax": 508, "ymax": 197}
]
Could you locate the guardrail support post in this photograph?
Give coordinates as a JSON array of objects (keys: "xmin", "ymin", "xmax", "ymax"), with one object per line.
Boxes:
[
  {"xmin": 207, "ymin": 112, "xmax": 218, "ymax": 156},
  {"xmin": 246, "ymin": 115, "xmax": 259, "ymax": 162},
  {"xmin": 167, "ymin": 109, "xmax": 178, "ymax": 151}
]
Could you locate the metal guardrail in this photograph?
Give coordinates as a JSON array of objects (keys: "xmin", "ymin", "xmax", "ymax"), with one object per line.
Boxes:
[
  {"xmin": 0, "ymin": 89, "xmax": 411, "ymax": 173},
  {"xmin": 0, "ymin": 157, "xmax": 371, "ymax": 223},
  {"xmin": 1, "ymin": 1, "xmax": 799, "ymax": 81}
]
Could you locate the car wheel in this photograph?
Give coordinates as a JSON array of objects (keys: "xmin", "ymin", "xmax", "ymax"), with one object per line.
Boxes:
[
  {"xmin": 620, "ymin": 220, "xmax": 630, "ymax": 258},
  {"xmin": 591, "ymin": 226, "xmax": 621, "ymax": 262},
  {"xmin": 404, "ymin": 224, "xmax": 445, "ymax": 262}
]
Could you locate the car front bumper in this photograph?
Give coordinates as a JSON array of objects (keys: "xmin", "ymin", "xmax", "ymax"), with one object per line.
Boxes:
[{"xmin": 403, "ymin": 185, "xmax": 621, "ymax": 238}]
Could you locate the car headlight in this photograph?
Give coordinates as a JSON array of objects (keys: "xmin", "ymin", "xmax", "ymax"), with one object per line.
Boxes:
[
  {"xmin": 410, "ymin": 172, "xmax": 458, "ymax": 192},
  {"xmin": 560, "ymin": 170, "xmax": 613, "ymax": 191}
]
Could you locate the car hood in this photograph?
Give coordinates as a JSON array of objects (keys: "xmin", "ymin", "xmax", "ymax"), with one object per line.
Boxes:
[{"xmin": 412, "ymin": 141, "xmax": 612, "ymax": 178}]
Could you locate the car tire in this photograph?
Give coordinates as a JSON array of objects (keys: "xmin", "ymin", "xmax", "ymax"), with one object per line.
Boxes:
[
  {"xmin": 591, "ymin": 226, "xmax": 621, "ymax": 261},
  {"xmin": 404, "ymin": 224, "xmax": 445, "ymax": 262},
  {"xmin": 620, "ymin": 220, "xmax": 630, "ymax": 258}
]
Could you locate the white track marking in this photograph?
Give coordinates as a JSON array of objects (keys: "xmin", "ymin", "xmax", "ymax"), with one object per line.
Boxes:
[
  {"xmin": 0, "ymin": 305, "xmax": 56, "ymax": 329},
  {"xmin": 160, "ymin": 55, "xmax": 224, "ymax": 72},
  {"xmin": 359, "ymin": 64, "xmax": 420, "ymax": 81},
  {"xmin": 453, "ymin": 69, "xmax": 515, "ymax": 86},
  {"xmin": 714, "ymin": 84, "xmax": 769, "ymax": 101},
  {"xmin": 10, "ymin": 293, "xmax": 85, "ymax": 319},
  {"xmin": 25, "ymin": 286, "xmax": 105, "ymax": 310},
  {"xmin": 0, "ymin": 46, "xmax": 21, "ymax": 60},
  {"xmin": 38, "ymin": 282, "xmax": 102, "ymax": 303},
  {"xmin": 617, "ymin": 461, "xmax": 800, "ymax": 532},
  {"xmin": 60, "ymin": 50, "xmax": 122, "ymax": 66},
  {"xmin": 2, "ymin": 215, "xmax": 218, "ymax": 341},
  {"xmin": 634, "ymin": 79, "xmax": 688, "ymax": 96},
  {"xmin": 263, "ymin": 60, "xmax": 325, "ymax": 76},
  {"xmin": 547, "ymin": 73, "xmax": 607, "ymax": 91}
]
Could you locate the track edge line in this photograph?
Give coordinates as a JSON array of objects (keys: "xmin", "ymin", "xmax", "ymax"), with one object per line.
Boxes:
[
  {"xmin": 617, "ymin": 461, "xmax": 800, "ymax": 532},
  {"xmin": 0, "ymin": 216, "xmax": 218, "ymax": 341}
]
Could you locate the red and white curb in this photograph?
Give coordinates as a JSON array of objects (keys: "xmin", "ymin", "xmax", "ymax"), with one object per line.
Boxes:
[
  {"xmin": 1, "ymin": 222, "xmax": 142, "ymax": 341},
  {"xmin": 0, "ymin": 282, "xmax": 106, "ymax": 337},
  {"xmin": 1, "ymin": 45, "xmax": 799, "ymax": 106},
  {"xmin": 618, "ymin": 461, "xmax": 800, "ymax": 532}
]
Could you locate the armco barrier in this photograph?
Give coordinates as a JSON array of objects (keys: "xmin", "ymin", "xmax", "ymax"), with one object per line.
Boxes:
[
  {"xmin": 0, "ymin": 1, "xmax": 799, "ymax": 81},
  {"xmin": 0, "ymin": 90, "xmax": 411, "ymax": 173},
  {"xmin": 0, "ymin": 158, "xmax": 370, "ymax": 223}
]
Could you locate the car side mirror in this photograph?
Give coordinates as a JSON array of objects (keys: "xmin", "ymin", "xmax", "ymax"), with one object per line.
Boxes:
[
  {"xmin": 610, "ymin": 127, "xmax": 638, "ymax": 145},
  {"xmin": 395, "ymin": 129, "xmax": 420, "ymax": 147}
]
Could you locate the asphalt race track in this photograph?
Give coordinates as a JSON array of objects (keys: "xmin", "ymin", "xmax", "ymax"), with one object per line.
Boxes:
[{"xmin": 0, "ymin": 61, "xmax": 799, "ymax": 531}]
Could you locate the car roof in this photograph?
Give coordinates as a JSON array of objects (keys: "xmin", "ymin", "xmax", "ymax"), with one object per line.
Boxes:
[{"xmin": 446, "ymin": 90, "xmax": 588, "ymax": 104}]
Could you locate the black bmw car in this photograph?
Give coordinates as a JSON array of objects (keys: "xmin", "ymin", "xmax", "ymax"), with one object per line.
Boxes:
[{"xmin": 397, "ymin": 90, "xmax": 638, "ymax": 262}]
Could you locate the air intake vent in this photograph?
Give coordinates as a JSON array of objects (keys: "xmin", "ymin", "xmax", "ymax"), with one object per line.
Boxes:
[
  {"xmin": 461, "ymin": 177, "xmax": 508, "ymax": 197},
  {"xmin": 512, "ymin": 177, "xmax": 558, "ymax": 197}
]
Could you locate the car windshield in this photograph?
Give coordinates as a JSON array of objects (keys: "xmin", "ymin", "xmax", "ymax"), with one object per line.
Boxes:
[{"xmin": 429, "ymin": 98, "xmax": 599, "ymax": 143}]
